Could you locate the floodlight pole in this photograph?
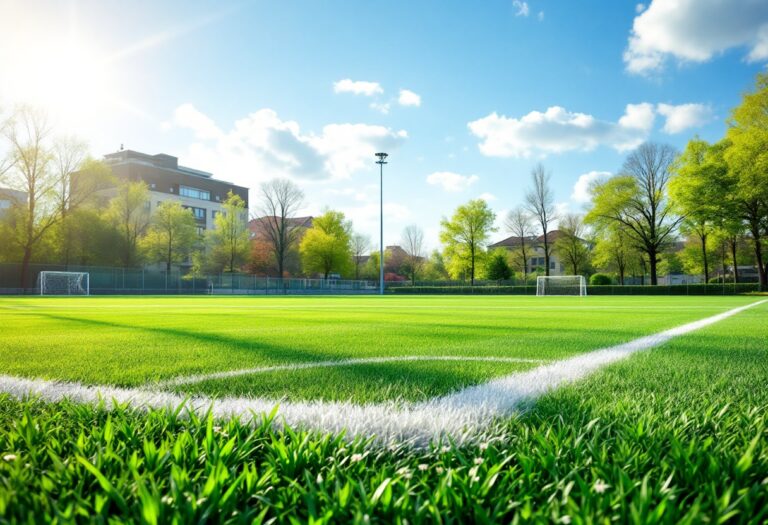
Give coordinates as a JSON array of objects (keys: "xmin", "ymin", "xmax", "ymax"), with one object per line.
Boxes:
[{"xmin": 375, "ymin": 152, "xmax": 388, "ymax": 296}]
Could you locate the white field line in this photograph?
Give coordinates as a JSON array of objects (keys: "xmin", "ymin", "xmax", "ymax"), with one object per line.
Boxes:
[
  {"xmin": 0, "ymin": 300, "xmax": 764, "ymax": 448},
  {"xmin": 155, "ymin": 355, "xmax": 547, "ymax": 388}
]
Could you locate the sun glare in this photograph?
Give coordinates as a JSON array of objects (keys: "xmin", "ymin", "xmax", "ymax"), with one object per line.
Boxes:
[{"xmin": 2, "ymin": 31, "xmax": 114, "ymax": 126}]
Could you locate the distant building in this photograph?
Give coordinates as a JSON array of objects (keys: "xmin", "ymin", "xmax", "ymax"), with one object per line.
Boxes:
[
  {"xmin": 489, "ymin": 230, "xmax": 570, "ymax": 275},
  {"xmin": 248, "ymin": 216, "xmax": 314, "ymax": 242},
  {"xmin": 102, "ymin": 149, "xmax": 249, "ymax": 235},
  {"xmin": 0, "ymin": 188, "xmax": 26, "ymax": 217}
]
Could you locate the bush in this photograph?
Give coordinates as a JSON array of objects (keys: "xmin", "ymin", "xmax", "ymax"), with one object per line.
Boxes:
[{"xmin": 590, "ymin": 273, "xmax": 612, "ymax": 285}]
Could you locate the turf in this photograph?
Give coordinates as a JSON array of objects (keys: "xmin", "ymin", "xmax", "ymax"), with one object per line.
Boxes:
[
  {"xmin": 0, "ymin": 295, "xmax": 757, "ymax": 402},
  {"xmin": 0, "ymin": 297, "xmax": 765, "ymax": 523}
]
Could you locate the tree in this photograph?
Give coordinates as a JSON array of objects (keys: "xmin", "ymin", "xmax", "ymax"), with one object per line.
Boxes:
[
  {"xmin": 141, "ymin": 201, "xmax": 198, "ymax": 272},
  {"xmin": 669, "ymin": 138, "xmax": 730, "ymax": 283},
  {"xmin": 54, "ymin": 155, "xmax": 113, "ymax": 266},
  {"xmin": 591, "ymin": 224, "xmax": 637, "ymax": 285},
  {"xmin": 256, "ymin": 178, "xmax": 305, "ymax": 278},
  {"xmin": 586, "ymin": 143, "xmax": 682, "ymax": 285},
  {"xmin": 484, "ymin": 249, "xmax": 512, "ymax": 281},
  {"xmin": 440, "ymin": 199, "xmax": 496, "ymax": 285},
  {"xmin": 106, "ymin": 180, "xmax": 150, "ymax": 267},
  {"xmin": 504, "ymin": 206, "xmax": 535, "ymax": 281},
  {"xmin": 351, "ymin": 233, "xmax": 371, "ymax": 280},
  {"xmin": 299, "ymin": 210, "xmax": 352, "ymax": 279},
  {"xmin": 524, "ymin": 164, "xmax": 557, "ymax": 276},
  {"xmin": 401, "ymin": 225, "xmax": 425, "ymax": 284},
  {"xmin": 724, "ymin": 73, "xmax": 768, "ymax": 290},
  {"xmin": 1, "ymin": 108, "xmax": 59, "ymax": 288},
  {"xmin": 554, "ymin": 214, "xmax": 590, "ymax": 275},
  {"xmin": 205, "ymin": 192, "xmax": 250, "ymax": 273}
]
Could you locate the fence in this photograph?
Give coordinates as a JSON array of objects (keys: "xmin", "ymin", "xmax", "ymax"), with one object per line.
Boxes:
[
  {"xmin": 389, "ymin": 283, "xmax": 761, "ymax": 295},
  {"xmin": 0, "ymin": 263, "xmax": 377, "ymax": 295}
]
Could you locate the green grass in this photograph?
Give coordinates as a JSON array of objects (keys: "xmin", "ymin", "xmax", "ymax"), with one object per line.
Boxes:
[
  {"xmin": 0, "ymin": 297, "xmax": 765, "ymax": 522},
  {"xmin": 0, "ymin": 295, "xmax": 758, "ymax": 401}
]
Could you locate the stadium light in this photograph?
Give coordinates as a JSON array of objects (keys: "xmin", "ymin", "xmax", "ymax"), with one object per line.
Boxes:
[{"xmin": 375, "ymin": 152, "xmax": 388, "ymax": 295}]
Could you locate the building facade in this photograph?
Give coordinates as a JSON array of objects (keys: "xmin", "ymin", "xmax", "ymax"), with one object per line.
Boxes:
[
  {"xmin": 489, "ymin": 230, "xmax": 570, "ymax": 276},
  {"xmin": 102, "ymin": 149, "xmax": 249, "ymax": 235},
  {"xmin": 0, "ymin": 188, "xmax": 27, "ymax": 216}
]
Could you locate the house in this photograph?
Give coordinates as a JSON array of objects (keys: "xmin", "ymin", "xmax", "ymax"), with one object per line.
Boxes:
[
  {"xmin": 489, "ymin": 230, "xmax": 571, "ymax": 275},
  {"xmin": 248, "ymin": 216, "xmax": 314, "ymax": 242}
]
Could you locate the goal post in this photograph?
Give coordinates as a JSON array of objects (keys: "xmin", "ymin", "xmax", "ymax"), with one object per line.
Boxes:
[
  {"xmin": 536, "ymin": 275, "xmax": 587, "ymax": 296},
  {"xmin": 38, "ymin": 271, "xmax": 90, "ymax": 296}
]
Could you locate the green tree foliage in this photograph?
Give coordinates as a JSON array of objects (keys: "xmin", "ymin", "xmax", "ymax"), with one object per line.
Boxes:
[
  {"xmin": 106, "ymin": 180, "xmax": 150, "ymax": 267},
  {"xmin": 203, "ymin": 192, "xmax": 249, "ymax": 273},
  {"xmin": 484, "ymin": 249, "xmax": 512, "ymax": 281},
  {"xmin": 585, "ymin": 143, "xmax": 681, "ymax": 285},
  {"xmin": 141, "ymin": 201, "xmax": 198, "ymax": 272},
  {"xmin": 724, "ymin": 73, "xmax": 768, "ymax": 289},
  {"xmin": 440, "ymin": 199, "xmax": 496, "ymax": 285},
  {"xmin": 554, "ymin": 214, "xmax": 591, "ymax": 276},
  {"xmin": 591, "ymin": 224, "xmax": 640, "ymax": 285},
  {"xmin": 669, "ymin": 138, "xmax": 731, "ymax": 282},
  {"xmin": 421, "ymin": 250, "xmax": 450, "ymax": 281},
  {"xmin": 299, "ymin": 210, "xmax": 352, "ymax": 279}
]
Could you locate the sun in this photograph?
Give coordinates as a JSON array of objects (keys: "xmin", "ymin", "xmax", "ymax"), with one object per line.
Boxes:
[{"xmin": 1, "ymin": 30, "xmax": 116, "ymax": 126}]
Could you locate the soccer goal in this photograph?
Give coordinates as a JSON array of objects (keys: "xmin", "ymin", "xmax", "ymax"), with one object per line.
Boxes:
[
  {"xmin": 536, "ymin": 275, "xmax": 587, "ymax": 296},
  {"xmin": 38, "ymin": 271, "xmax": 90, "ymax": 296}
]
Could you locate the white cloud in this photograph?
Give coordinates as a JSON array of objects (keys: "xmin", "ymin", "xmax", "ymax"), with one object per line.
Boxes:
[
  {"xmin": 635, "ymin": 3, "xmax": 645, "ymax": 14},
  {"xmin": 537, "ymin": 11, "xmax": 545, "ymax": 21},
  {"xmin": 513, "ymin": 1, "xmax": 530, "ymax": 17},
  {"xmin": 170, "ymin": 105, "xmax": 407, "ymax": 187},
  {"xmin": 171, "ymin": 103, "xmax": 222, "ymax": 140},
  {"xmin": 467, "ymin": 104, "xmax": 654, "ymax": 158},
  {"xmin": 370, "ymin": 102, "xmax": 391, "ymax": 114},
  {"xmin": 477, "ymin": 192, "xmax": 497, "ymax": 202},
  {"xmin": 656, "ymin": 103, "xmax": 712, "ymax": 134},
  {"xmin": 571, "ymin": 171, "xmax": 611, "ymax": 204},
  {"xmin": 624, "ymin": 0, "xmax": 768, "ymax": 75},
  {"xmin": 333, "ymin": 79, "xmax": 383, "ymax": 96},
  {"xmin": 398, "ymin": 89, "xmax": 421, "ymax": 107},
  {"xmin": 426, "ymin": 171, "xmax": 479, "ymax": 192}
]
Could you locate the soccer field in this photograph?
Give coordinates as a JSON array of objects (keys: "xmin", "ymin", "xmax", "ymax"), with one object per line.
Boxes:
[{"xmin": 1, "ymin": 295, "xmax": 767, "ymax": 522}]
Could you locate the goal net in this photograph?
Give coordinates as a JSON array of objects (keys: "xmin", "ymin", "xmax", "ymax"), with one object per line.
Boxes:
[
  {"xmin": 38, "ymin": 271, "xmax": 90, "ymax": 296},
  {"xmin": 536, "ymin": 275, "xmax": 587, "ymax": 296}
]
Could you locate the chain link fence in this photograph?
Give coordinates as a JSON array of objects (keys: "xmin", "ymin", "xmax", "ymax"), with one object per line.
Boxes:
[{"xmin": 0, "ymin": 263, "xmax": 377, "ymax": 295}]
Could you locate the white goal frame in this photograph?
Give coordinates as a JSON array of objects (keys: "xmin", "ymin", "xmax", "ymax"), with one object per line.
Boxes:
[
  {"xmin": 536, "ymin": 275, "xmax": 587, "ymax": 296},
  {"xmin": 38, "ymin": 271, "xmax": 90, "ymax": 296}
]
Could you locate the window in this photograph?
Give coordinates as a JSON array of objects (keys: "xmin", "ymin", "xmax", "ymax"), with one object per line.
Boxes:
[
  {"xmin": 550, "ymin": 261, "xmax": 555, "ymax": 270},
  {"xmin": 187, "ymin": 206, "xmax": 206, "ymax": 220},
  {"xmin": 0, "ymin": 200, "xmax": 10, "ymax": 209},
  {"xmin": 180, "ymin": 186, "xmax": 210, "ymax": 201},
  {"xmin": 196, "ymin": 226, "xmax": 205, "ymax": 236}
]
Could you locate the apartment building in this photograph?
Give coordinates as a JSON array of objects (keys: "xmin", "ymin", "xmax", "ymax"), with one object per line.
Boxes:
[
  {"xmin": 0, "ymin": 188, "xmax": 27, "ymax": 217},
  {"xmin": 102, "ymin": 149, "xmax": 249, "ymax": 234}
]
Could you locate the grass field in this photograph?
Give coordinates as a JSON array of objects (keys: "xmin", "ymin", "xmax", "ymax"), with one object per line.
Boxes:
[{"xmin": 1, "ymin": 295, "xmax": 767, "ymax": 522}]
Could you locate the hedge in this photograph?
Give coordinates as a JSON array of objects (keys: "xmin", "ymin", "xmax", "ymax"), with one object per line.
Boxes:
[{"xmin": 389, "ymin": 283, "xmax": 761, "ymax": 295}]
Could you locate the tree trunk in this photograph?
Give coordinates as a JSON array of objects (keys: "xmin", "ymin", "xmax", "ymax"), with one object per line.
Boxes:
[
  {"xmin": 755, "ymin": 236, "xmax": 767, "ymax": 291},
  {"xmin": 700, "ymin": 234, "xmax": 709, "ymax": 283},
  {"xmin": 649, "ymin": 255, "xmax": 658, "ymax": 286},
  {"xmin": 730, "ymin": 239, "xmax": 739, "ymax": 284},
  {"xmin": 20, "ymin": 246, "xmax": 32, "ymax": 291},
  {"xmin": 470, "ymin": 245, "xmax": 476, "ymax": 286},
  {"xmin": 543, "ymin": 233, "xmax": 550, "ymax": 276}
]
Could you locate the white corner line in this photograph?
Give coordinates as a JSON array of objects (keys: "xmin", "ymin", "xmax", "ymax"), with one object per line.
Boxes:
[{"xmin": 0, "ymin": 299, "xmax": 764, "ymax": 448}]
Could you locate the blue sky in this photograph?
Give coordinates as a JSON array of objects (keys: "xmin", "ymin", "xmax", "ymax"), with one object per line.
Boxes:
[{"xmin": 2, "ymin": 0, "xmax": 767, "ymax": 249}]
